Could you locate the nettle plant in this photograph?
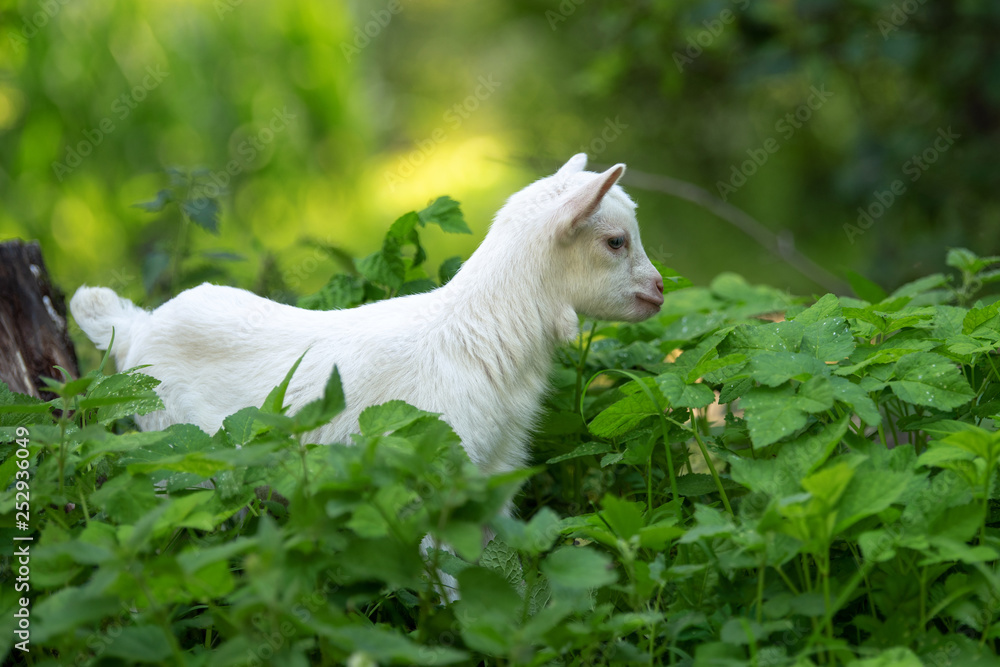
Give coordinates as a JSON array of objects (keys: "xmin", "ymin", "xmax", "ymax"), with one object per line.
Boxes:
[
  {"xmin": 133, "ymin": 167, "xmax": 229, "ymax": 300},
  {"xmin": 2, "ymin": 189, "xmax": 1000, "ymax": 666}
]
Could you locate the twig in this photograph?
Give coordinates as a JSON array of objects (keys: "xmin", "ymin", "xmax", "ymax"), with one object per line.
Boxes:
[{"xmin": 619, "ymin": 168, "xmax": 850, "ymax": 295}]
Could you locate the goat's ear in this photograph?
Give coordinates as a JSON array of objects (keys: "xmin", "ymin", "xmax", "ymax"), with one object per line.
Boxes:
[
  {"xmin": 556, "ymin": 163, "xmax": 626, "ymax": 237},
  {"xmin": 555, "ymin": 153, "xmax": 588, "ymax": 179}
]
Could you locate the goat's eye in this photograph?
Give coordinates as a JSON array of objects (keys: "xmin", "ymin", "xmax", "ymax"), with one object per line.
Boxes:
[{"xmin": 607, "ymin": 236, "xmax": 626, "ymax": 250}]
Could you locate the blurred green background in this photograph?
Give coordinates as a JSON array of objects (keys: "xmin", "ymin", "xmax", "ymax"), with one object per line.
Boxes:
[{"xmin": 2, "ymin": 0, "xmax": 999, "ymax": 309}]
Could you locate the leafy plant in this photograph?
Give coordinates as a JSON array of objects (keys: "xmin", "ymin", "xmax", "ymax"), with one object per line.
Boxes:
[
  {"xmin": 133, "ymin": 167, "xmax": 232, "ymax": 300},
  {"xmin": 297, "ymin": 195, "xmax": 469, "ymax": 310},
  {"xmin": 3, "ymin": 199, "xmax": 1000, "ymax": 665}
]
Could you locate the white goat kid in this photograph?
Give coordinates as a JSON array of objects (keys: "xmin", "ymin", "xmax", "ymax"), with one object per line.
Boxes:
[{"xmin": 70, "ymin": 153, "xmax": 664, "ymax": 592}]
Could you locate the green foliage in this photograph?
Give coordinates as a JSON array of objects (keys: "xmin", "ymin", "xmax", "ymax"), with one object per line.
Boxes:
[
  {"xmin": 133, "ymin": 167, "xmax": 232, "ymax": 301},
  {"xmin": 298, "ymin": 196, "xmax": 469, "ymax": 310},
  {"xmin": 5, "ymin": 215, "xmax": 1000, "ymax": 665}
]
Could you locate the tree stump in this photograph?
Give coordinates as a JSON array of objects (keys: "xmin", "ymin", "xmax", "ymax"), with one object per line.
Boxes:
[{"xmin": 0, "ymin": 240, "xmax": 80, "ymax": 398}]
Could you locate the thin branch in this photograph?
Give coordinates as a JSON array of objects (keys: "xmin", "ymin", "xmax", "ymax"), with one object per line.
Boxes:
[{"xmin": 620, "ymin": 168, "xmax": 851, "ymax": 295}]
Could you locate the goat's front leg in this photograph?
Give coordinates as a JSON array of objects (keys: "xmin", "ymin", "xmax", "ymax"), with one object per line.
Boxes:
[
  {"xmin": 420, "ymin": 533, "xmax": 460, "ymax": 603},
  {"xmin": 420, "ymin": 502, "xmax": 510, "ymax": 603}
]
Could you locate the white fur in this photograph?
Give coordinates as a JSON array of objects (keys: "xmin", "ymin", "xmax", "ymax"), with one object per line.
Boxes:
[{"xmin": 70, "ymin": 154, "xmax": 664, "ymax": 477}]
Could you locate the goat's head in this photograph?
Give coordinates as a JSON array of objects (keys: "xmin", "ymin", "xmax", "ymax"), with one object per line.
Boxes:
[{"xmin": 504, "ymin": 154, "xmax": 664, "ymax": 323}]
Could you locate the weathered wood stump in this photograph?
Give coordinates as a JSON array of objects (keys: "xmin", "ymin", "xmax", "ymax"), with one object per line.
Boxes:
[{"xmin": 0, "ymin": 240, "xmax": 80, "ymax": 398}]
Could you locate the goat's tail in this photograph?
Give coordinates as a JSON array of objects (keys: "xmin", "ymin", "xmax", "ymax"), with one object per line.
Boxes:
[{"xmin": 69, "ymin": 286, "xmax": 148, "ymax": 361}]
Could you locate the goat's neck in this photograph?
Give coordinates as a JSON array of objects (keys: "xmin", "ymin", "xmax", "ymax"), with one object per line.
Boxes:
[{"xmin": 437, "ymin": 237, "xmax": 577, "ymax": 387}]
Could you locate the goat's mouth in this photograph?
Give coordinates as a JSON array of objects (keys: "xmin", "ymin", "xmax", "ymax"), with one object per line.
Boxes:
[{"xmin": 635, "ymin": 291, "xmax": 664, "ymax": 309}]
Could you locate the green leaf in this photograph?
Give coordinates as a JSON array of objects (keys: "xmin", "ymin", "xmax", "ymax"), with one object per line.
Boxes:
[
  {"xmin": 356, "ymin": 246, "xmax": 405, "ymax": 291},
  {"xmin": 963, "ymin": 303, "xmax": 1000, "ymax": 338},
  {"xmin": 801, "ymin": 461, "xmax": 854, "ymax": 507},
  {"xmin": 858, "ymin": 530, "xmax": 898, "ymax": 563},
  {"xmin": 829, "ymin": 376, "xmax": 881, "ymax": 426},
  {"xmin": 142, "ymin": 250, "xmax": 170, "ymax": 292},
  {"xmin": 709, "ymin": 273, "xmax": 796, "ymax": 317},
  {"xmin": 890, "ymin": 273, "xmax": 949, "ymax": 299},
  {"xmin": 438, "ymin": 255, "xmax": 463, "ymax": 285},
  {"xmin": 32, "ymin": 586, "xmax": 123, "ymax": 643},
  {"xmin": 946, "ymin": 247, "xmax": 982, "ymax": 273},
  {"xmin": 91, "ymin": 473, "xmax": 160, "ymax": 525},
  {"xmin": 688, "ymin": 353, "xmax": 747, "ymax": 384},
  {"xmin": 889, "ymin": 352, "xmax": 975, "ymax": 410},
  {"xmin": 222, "ymin": 406, "xmax": 267, "ymax": 446},
  {"xmin": 387, "ymin": 209, "xmax": 421, "ymax": 241},
  {"xmin": 792, "ymin": 293, "xmax": 843, "ymax": 324},
  {"xmin": 102, "ymin": 626, "xmax": 175, "ymax": 663},
  {"xmin": 742, "ymin": 384, "xmax": 807, "ymax": 447},
  {"xmin": 948, "ymin": 334, "xmax": 997, "ymax": 356},
  {"xmin": 399, "ymin": 278, "xmax": 437, "ymax": 296},
  {"xmin": 588, "ymin": 384, "xmax": 663, "ymax": 439},
  {"xmin": 298, "ymin": 274, "xmax": 365, "ymax": 311},
  {"xmin": 524, "ymin": 507, "xmax": 562, "ymax": 553},
  {"xmin": 797, "ymin": 375, "xmax": 834, "ymax": 412},
  {"xmin": 835, "ymin": 462, "xmax": 914, "ymax": 534},
  {"xmin": 359, "ymin": 400, "xmax": 431, "ymax": 435},
  {"xmin": 440, "ymin": 521, "xmax": 486, "ymax": 561},
  {"xmin": 724, "ymin": 322, "xmax": 793, "ymax": 355},
  {"xmin": 742, "ymin": 380, "xmax": 833, "ymax": 447},
  {"xmin": 261, "ymin": 354, "xmax": 305, "ymax": 414},
  {"xmin": 455, "ymin": 568, "xmax": 520, "ymax": 654},
  {"xmin": 729, "ymin": 417, "xmax": 848, "ymax": 496},
  {"xmin": 327, "ymin": 625, "xmax": 468, "ymax": 665},
  {"xmin": 654, "ymin": 262, "xmax": 694, "ymax": 294},
  {"xmin": 41, "ymin": 373, "xmax": 94, "ymax": 398},
  {"xmin": 679, "ymin": 504, "xmax": 735, "ymax": 543},
  {"xmin": 418, "ymin": 196, "xmax": 471, "ymax": 234},
  {"xmin": 541, "ymin": 546, "xmax": 618, "ymax": 589},
  {"xmin": 938, "ymin": 426, "xmax": 1000, "ymax": 461},
  {"xmin": 0, "ymin": 381, "xmax": 50, "ymax": 427},
  {"xmin": 719, "ymin": 377, "xmax": 753, "ymax": 403},
  {"xmin": 846, "ymin": 270, "xmax": 887, "ymax": 303},
  {"xmin": 801, "ymin": 317, "xmax": 855, "ymax": 361},
  {"xmin": 601, "ymin": 494, "xmax": 644, "ymax": 539},
  {"xmin": 457, "ymin": 566, "xmax": 522, "ymax": 620},
  {"xmin": 80, "ymin": 371, "xmax": 164, "ymax": 423},
  {"xmin": 546, "ymin": 441, "xmax": 613, "ymax": 464},
  {"xmin": 293, "ymin": 365, "xmax": 346, "ymax": 431},
  {"xmin": 481, "ymin": 538, "xmax": 523, "ymax": 589},
  {"xmin": 132, "ymin": 188, "xmax": 173, "ymax": 212},
  {"xmin": 917, "ymin": 444, "xmax": 975, "ymax": 469},
  {"xmin": 182, "ymin": 196, "xmax": 221, "ymax": 233},
  {"xmin": 846, "ymin": 647, "xmax": 923, "ymax": 667},
  {"xmin": 656, "ymin": 373, "xmax": 716, "ymax": 408},
  {"xmin": 747, "ymin": 351, "xmax": 829, "ymax": 387},
  {"xmin": 492, "ymin": 508, "xmax": 561, "ymax": 556}
]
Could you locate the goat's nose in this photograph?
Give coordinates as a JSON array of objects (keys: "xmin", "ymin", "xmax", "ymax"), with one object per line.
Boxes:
[{"xmin": 654, "ymin": 274, "xmax": 664, "ymax": 294}]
